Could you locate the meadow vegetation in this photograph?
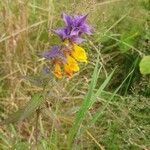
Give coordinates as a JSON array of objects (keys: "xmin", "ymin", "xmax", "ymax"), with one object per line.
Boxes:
[{"xmin": 0, "ymin": 0, "xmax": 150, "ymax": 149}]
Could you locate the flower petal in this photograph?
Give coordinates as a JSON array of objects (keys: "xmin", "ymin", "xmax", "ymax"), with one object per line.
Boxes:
[
  {"xmin": 79, "ymin": 24, "xmax": 92, "ymax": 35},
  {"xmin": 72, "ymin": 37, "xmax": 85, "ymax": 44},
  {"xmin": 54, "ymin": 28, "xmax": 67, "ymax": 40},
  {"xmin": 74, "ymin": 14, "xmax": 88, "ymax": 26},
  {"xmin": 64, "ymin": 54, "xmax": 80, "ymax": 78},
  {"xmin": 53, "ymin": 63, "xmax": 62, "ymax": 79},
  {"xmin": 72, "ymin": 44, "xmax": 87, "ymax": 63},
  {"xmin": 43, "ymin": 46, "xmax": 66, "ymax": 63},
  {"xmin": 43, "ymin": 46, "xmax": 60, "ymax": 59},
  {"xmin": 62, "ymin": 13, "xmax": 73, "ymax": 26},
  {"xmin": 66, "ymin": 54, "xmax": 79, "ymax": 72},
  {"xmin": 64, "ymin": 64, "xmax": 73, "ymax": 78},
  {"xmin": 70, "ymin": 28, "xmax": 79, "ymax": 36}
]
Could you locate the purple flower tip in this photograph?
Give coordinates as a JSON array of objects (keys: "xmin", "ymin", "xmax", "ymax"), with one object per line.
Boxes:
[
  {"xmin": 43, "ymin": 46, "xmax": 60, "ymax": 59},
  {"xmin": 62, "ymin": 13, "xmax": 73, "ymax": 27},
  {"xmin": 42, "ymin": 46, "xmax": 66, "ymax": 62},
  {"xmin": 53, "ymin": 13, "xmax": 92, "ymax": 44}
]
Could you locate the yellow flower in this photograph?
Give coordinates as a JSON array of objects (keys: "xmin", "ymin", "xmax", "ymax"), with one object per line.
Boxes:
[
  {"xmin": 66, "ymin": 54, "xmax": 79, "ymax": 71},
  {"xmin": 72, "ymin": 43, "xmax": 87, "ymax": 63},
  {"xmin": 51, "ymin": 40, "xmax": 87, "ymax": 79},
  {"xmin": 64, "ymin": 53, "xmax": 79, "ymax": 78},
  {"xmin": 53, "ymin": 63, "xmax": 62, "ymax": 79},
  {"xmin": 64, "ymin": 64, "xmax": 73, "ymax": 78}
]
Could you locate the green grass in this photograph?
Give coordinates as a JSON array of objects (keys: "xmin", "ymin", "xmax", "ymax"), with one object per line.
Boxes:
[{"xmin": 0, "ymin": 0, "xmax": 150, "ymax": 149}]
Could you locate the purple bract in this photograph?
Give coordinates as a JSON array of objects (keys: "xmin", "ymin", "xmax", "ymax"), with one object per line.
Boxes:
[
  {"xmin": 43, "ymin": 46, "xmax": 66, "ymax": 62},
  {"xmin": 54, "ymin": 13, "xmax": 92, "ymax": 44}
]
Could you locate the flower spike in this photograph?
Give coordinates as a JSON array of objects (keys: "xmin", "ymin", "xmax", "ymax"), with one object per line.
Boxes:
[{"xmin": 42, "ymin": 13, "xmax": 92, "ymax": 79}]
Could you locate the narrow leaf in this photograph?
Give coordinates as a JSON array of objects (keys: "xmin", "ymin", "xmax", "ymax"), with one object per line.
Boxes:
[
  {"xmin": 68, "ymin": 56, "xmax": 100, "ymax": 148},
  {"xmin": 90, "ymin": 69, "xmax": 115, "ymax": 107}
]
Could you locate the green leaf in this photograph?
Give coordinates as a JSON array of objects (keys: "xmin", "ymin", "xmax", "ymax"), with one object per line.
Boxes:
[
  {"xmin": 90, "ymin": 69, "xmax": 115, "ymax": 107},
  {"xmin": 3, "ymin": 94, "xmax": 44, "ymax": 124},
  {"xmin": 140, "ymin": 56, "xmax": 150, "ymax": 75},
  {"xmin": 68, "ymin": 56, "xmax": 100, "ymax": 149}
]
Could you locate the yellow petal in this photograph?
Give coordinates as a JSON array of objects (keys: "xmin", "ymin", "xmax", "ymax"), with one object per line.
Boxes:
[
  {"xmin": 53, "ymin": 63, "xmax": 62, "ymax": 79},
  {"xmin": 72, "ymin": 44, "xmax": 87, "ymax": 63},
  {"xmin": 64, "ymin": 64, "xmax": 73, "ymax": 78},
  {"xmin": 66, "ymin": 54, "xmax": 79, "ymax": 72}
]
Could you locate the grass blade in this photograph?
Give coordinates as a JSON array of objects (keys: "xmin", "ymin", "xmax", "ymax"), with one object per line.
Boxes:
[
  {"xmin": 68, "ymin": 56, "xmax": 100, "ymax": 149},
  {"xmin": 90, "ymin": 69, "xmax": 115, "ymax": 107},
  {"xmin": 89, "ymin": 69, "xmax": 134, "ymax": 126}
]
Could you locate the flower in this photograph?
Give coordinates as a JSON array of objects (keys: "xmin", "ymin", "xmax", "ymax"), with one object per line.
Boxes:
[
  {"xmin": 54, "ymin": 13, "xmax": 92, "ymax": 44},
  {"xmin": 62, "ymin": 13, "xmax": 92, "ymax": 35},
  {"xmin": 43, "ymin": 46, "xmax": 65, "ymax": 79},
  {"xmin": 54, "ymin": 28, "xmax": 84, "ymax": 44},
  {"xmin": 43, "ymin": 41, "xmax": 87, "ymax": 79},
  {"xmin": 64, "ymin": 53, "xmax": 79, "ymax": 77},
  {"xmin": 63, "ymin": 42, "xmax": 87, "ymax": 78},
  {"xmin": 42, "ymin": 13, "xmax": 92, "ymax": 79},
  {"xmin": 72, "ymin": 43, "xmax": 87, "ymax": 63},
  {"xmin": 43, "ymin": 46, "xmax": 65, "ymax": 61}
]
